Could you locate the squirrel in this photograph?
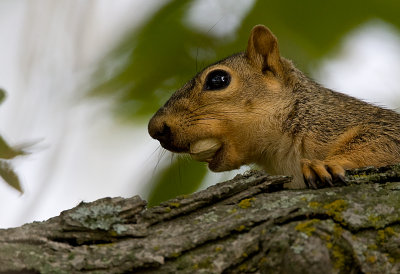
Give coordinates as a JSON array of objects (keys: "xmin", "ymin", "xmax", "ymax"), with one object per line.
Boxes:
[{"xmin": 148, "ymin": 25, "xmax": 400, "ymax": 189}]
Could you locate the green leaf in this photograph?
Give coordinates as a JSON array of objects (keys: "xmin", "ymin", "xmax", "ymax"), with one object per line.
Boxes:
[
  {"xmin": 0, "ymin": 89, "xmax": 27, "ymax": 160},
  {"xmin": 0, "ymin": 160, "xmax": 23, "ymax": 193},
  {"xmin": 0, "ymin": 135, "xmax": 27, "ymax": 160},
  {"xmin": 0, "ymin": 88, "xmax": 5, "ymax": 105},
  {"xmin": 146, "ymin": 156, "xmax": 208, "ymax": 207}
]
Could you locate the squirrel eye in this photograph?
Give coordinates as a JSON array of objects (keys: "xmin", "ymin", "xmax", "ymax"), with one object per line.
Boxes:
[{"xmin": 203, "ymin": 69, "xmax": 231, "ymax": 91}]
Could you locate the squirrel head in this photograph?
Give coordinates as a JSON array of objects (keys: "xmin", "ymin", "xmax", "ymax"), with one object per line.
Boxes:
[{"xmin": 148, "ymin": 25, "xmax": 293, "ymax": 172}]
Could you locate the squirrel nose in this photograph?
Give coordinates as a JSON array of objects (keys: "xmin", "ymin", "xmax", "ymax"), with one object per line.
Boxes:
[
  {"xmin": 154, "ymin": 122, "xmax": 172, "ymax": 144},
  {"xmin": 148, "ymin": 118, "xmax": 172, "ymax": 144}
]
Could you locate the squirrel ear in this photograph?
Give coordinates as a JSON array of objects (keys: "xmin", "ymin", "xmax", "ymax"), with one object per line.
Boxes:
[{"xmin": 246, "ymin": 25, "xmax": 282, "ymax": 76}]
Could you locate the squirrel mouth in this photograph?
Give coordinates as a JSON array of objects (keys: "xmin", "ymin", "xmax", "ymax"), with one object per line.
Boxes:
[
  {"xmin": 189, "ymin": 138, "xmax": 222, "ymax": 163},
  {"xmin": 159, "ymin": 141, "xmax": 188, "ymax": 153}
]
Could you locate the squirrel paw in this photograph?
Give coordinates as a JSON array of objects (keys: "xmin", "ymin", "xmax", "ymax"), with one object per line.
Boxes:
[{"xmin": 300, "ymin": 159, "xmax": 346, "ymax": 189}]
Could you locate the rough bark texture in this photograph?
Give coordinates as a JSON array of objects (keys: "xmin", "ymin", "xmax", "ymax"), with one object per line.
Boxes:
[{"xmin": 1, "ymin": 165, "xmax": 400, "ymax": 273}]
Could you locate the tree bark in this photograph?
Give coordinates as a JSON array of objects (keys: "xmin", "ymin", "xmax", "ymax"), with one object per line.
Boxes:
[{"xmin": 1, "ymin": 165, "xmax": 400, "ymax": 273}]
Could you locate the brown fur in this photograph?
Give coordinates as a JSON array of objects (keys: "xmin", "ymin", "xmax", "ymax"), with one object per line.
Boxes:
[{"xmin": 148, "ymin": 25, "xmax": 400, "ymax": 189}]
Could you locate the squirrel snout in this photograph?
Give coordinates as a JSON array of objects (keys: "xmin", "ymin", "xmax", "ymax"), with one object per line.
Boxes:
[
  {"xmin": 148, "ymin": 115, "xmax": 189, "ymax": 153},
  {"xmin": 148, "ymin": 117, "xmax": 172, "ymax": 144}
]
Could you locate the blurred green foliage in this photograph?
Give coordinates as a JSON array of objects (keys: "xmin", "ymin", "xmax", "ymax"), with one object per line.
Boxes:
[
  {"xmin": 0, "ymin": 89, "xmax": 5, "ymax": 105},
  {"xmin": 91, "ymin": 0, "xmax": 400, "ymax": 205},
  {"xmin": 147, "ymin": 156, "xmax": 207, "ymax": 207},
  {"xmin": 0, "ymin": 89, "xmax": 25, "ymax": 193}
]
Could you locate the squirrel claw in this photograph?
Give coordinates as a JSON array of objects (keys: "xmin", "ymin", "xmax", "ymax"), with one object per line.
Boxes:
[
  {"xmin": 324, "ymin": 176, "xmax": 334, "ymax": 187},
  {"xmin": 303, "ymin": 175, "xmax": 317, "ymax": 189},
  {"xmin": 336, "ymin": 174, "xmax": 348, "ymax": 186},
  {"xmin": 301, "ymin": 159, "xmax": 344, "ymax": 188},
  {"xmin": 302, "ymin": 164, "xmax": 318, "ymax": 189}
]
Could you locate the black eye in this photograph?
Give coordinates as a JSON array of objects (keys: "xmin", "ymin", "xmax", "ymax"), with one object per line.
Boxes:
[{"xmin": 203, "ymin": 69, "xmax": 231, "ymax": 91}]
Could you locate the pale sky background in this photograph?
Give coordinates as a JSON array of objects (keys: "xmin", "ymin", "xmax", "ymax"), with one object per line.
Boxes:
[{"xmin": 0, "ymin": 0, "xmax": 399, "ymax": 228}]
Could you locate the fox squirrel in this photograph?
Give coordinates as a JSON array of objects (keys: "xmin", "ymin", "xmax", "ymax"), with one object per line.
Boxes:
[{"xmin": 148, "ymin": 25, "xmax": 400, "ymax": 189}]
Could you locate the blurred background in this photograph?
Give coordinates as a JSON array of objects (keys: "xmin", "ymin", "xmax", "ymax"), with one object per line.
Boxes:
[{"xmin": 0, "ymin": 0, "xmax": 399, "ymax": 228}]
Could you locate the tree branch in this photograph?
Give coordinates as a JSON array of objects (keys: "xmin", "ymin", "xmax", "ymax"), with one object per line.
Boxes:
[{"xmin": 1, "ymin": 166, "xmax": 400, "ymax": 273}]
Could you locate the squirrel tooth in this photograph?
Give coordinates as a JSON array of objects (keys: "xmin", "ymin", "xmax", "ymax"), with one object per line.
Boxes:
[{"xmin": 190, "ymin": 138, "xmax": 221, "ymax": 162}]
